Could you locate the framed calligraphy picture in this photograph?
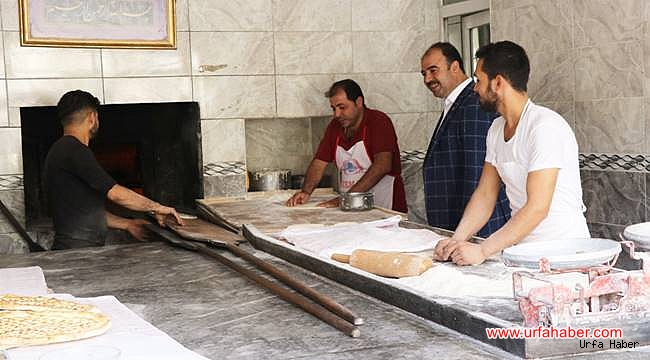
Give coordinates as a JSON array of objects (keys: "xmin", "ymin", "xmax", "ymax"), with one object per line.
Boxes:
[{"xmin": 19, "ymin": 0, "xmax": 176, "ymax": 49}]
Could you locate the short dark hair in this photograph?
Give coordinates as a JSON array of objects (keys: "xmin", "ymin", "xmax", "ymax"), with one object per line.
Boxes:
[
  {"xmin": 326, "ymin": 79, "xmax": 365, "ymax": 107},
  {"xmin": 56, "ymin": 90, "xmax": 100, "ymax": 126},
  {"xmin": 422, "ymin": 42, "xmax": 465, "ymax": 74},
  {"xmin": 475, "ymin": 41, "xmax": 530, "ymax": 92}
]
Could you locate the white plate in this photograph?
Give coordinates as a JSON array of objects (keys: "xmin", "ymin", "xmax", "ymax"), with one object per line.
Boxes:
[
  {"xmin": 623, "ymin": 222, "xmax": 650, "ymax": 250},
  {"xmin": 502, "ymin": 238, "xmax": 621, "ymax": 269}
]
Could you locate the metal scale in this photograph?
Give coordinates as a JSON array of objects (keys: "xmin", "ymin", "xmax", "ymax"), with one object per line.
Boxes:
[{"xmin": 512, "ymin": 241, "xmax": 650, "ymax": 328}]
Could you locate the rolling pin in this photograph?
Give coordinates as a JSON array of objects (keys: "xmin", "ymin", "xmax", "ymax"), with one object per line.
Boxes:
[{"xmin": 331, "ymin": 249, "xmax": 434, "ymax": 278}]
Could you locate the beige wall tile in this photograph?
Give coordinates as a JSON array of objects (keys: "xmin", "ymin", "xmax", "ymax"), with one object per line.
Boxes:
[
  {"xmin": 276, "ymin": 75, "xmax": 335, "ymax": 118},
  {"xmin": 424, "ymin": 0, "xmax": 440, "ymax": 33},
  {"xmin": 647, "ymin": 97, "xmax": 650, "ymax": 155},
  {"xmin": 499, "ymin": 0, "xmax": 536, "ymax": 9},
  {"xmin": 7, "ymin": 79, "xmax": 103, "ymax": 109},
  {"xmin": 189, "ymin": 0, "xmax": 272, "ymax": 31},
  {"xmin": 0, "ymin": 128, "xmax": 22, "ymax": 174},
  {"xmin": 0, "ymin": 37, "xmax": 4, "ymax": 78},
  {"xmin": 514, "ymin": 1, "xmax": 573, "ymax": 54},
  {"xmin": 193, "ymin": 76, "xmax": 275, "ymax": 118},
  {"xmin": 490, "ymin": 8, "xmax": 515, "ymax": 42},
  {"xmin": 245, "ymin": 117, "xmax": 313, "ymax": 173},
  {"xmin": 574, "ymin": 0, "xmax": 644, "ymax": 47},
  {"xmin": 104, "ymin": 77, "xmax": 192, "ymax": 104},
  {"xmin": 310, "ymin": 116, "xmax": 332, "ymax": 154},
  {"xmin": 102, "ymin": 32, "xmax": 191, "ymax": 77},
  {"xmin": 1, "ymin": 0, "xmax": 18, "ymax": 31},
  {"xmin": 201, "ymin": 119, "xmax": 246, "ymax": 163},
  {"xmin": 536, "ymin": 101, "xmax": 575, "ymax": 130},
  {"xmin": 390, "ymin": 112, "xmax": 436, "ymax": 151},
  {"xmin": 643, "ymin": 36, "xmax": 650, "ymax": 82},
  {"xmin": 528, "ymin": 49, "xmax": 574, "ymax": 103},
  {"xmin": 3, "ymin": 32, "xmax": 101, "ymax": 79},
  {"xmin": 275, "ymin": 32, "xmax": 352, "ymax": 74},
  {"xmin": 176, "ymin": 0, "xmax": 190, "ymax": 31},
  {"xmin": 273, "ymin": 0, "xmax": 351, "ymax": 31},
  {"xmin": 191, "ymin": 32, "xmax": 274, "ymax": 76},
  {"xmin": 575, "ymin": 98, "xmax": 644, "ymax": 154},
  {"xmin": 353, "ymin": 31, "xmax": 433, "ymax": 73},
  {"xmin": 575, "ymin": 43, "xmax": 643, "ymax": 101},
  {"xmin": 352, "ymin": 0, "xmax": 425, "ymax": 31},
  {"xmin": 8, "ymin": 108, "xmax": 19, "ymax": 127},
  {"xmin": 348, "ymin": 73, "xmax": 437, "ymax": 113},
  {"xmin": 0, "ymin": 81, "xmax": 7, "ymax": 126}
]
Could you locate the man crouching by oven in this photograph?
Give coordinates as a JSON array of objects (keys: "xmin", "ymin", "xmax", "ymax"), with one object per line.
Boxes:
[{"xmin": 44, "ymin": 90, "xmax": 184, "ymax": 250}]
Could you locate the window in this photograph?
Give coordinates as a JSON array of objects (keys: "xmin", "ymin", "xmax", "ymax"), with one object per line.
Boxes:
[{"xmin": 441, "ymin": 0, "xmax": 490, "ymax": 75}]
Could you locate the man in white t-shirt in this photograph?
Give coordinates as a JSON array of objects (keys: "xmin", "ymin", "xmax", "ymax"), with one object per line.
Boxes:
[{"xmin": 434, "ymin": 41, "xmax": 589, "ymax": 266}]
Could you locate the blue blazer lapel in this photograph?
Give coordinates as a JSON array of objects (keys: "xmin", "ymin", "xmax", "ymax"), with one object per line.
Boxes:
[{"xmin": 431, "ymin": 81, "xmax": 475, "ymax": 146}]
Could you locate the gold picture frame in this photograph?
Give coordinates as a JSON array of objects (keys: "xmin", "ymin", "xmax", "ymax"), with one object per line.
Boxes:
[{"xmin": 19, "ymin": 0, "xmax": 176, "ymax": 49}]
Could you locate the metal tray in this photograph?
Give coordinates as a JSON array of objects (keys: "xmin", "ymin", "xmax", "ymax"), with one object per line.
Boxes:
[
  {"xmin": 623, "ymin": 222, "xmax": 650, "ymax": 251},
  {"xmin": 502, "ymin": 238, "xmax": 621, "ymax": 269}
]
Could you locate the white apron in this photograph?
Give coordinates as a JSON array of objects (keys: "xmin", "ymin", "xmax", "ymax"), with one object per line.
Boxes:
[{"xmin": 335, "ymin": 127, "xmax": 395, "ymax": 209}]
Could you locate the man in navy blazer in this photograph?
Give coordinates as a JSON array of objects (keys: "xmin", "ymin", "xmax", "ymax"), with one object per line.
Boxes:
[{"xmin": 421, "ymin": 42, "xmax": 510, "ymax": 237}]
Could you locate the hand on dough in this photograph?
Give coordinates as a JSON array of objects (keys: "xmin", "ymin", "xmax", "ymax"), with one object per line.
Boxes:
[{"xmin": 317, "ymin": 196, "xmax": 340, "ymax": 208}]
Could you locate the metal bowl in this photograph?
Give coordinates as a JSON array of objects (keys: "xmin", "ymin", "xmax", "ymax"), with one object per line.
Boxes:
[
  {"xmin": 340, "ymin": 192, "xmax": 374, "ymax": 211},
  {"xmin": 250, "ymin": 169, "xmax": 291, "ymax": 191}
]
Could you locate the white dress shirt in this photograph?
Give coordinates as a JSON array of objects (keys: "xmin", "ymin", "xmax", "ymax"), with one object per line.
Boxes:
[
  {"xmin": 433, "ymin": 77, "xmax": 473, "ymax": 138},
  {"xmin": 443, "ymin": 77, "xmax": 472, "ymax": 119}
]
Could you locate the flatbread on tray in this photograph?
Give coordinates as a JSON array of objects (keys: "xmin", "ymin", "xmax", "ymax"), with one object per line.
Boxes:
[{"xmin": 0, "ymin": 294, "xmax": 111, "ymax": 349}]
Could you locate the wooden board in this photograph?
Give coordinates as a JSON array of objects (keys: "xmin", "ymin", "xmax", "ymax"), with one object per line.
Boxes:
[
  {"xmin": 196, "ymin": 189, "xmax": 405, "ymax": 235},
  {"xmin": 165, "ymin": 218, "xmax": 244, "ymax": 245}
]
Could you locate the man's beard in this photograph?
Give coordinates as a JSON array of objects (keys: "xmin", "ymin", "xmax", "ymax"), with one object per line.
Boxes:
[{"xmin": 478, "ymin": 89, "xmax": 498, "ymax": 113}]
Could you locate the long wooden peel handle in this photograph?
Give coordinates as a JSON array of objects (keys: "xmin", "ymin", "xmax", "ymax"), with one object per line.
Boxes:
[
  {"xmin": 196, "ymin": 243, "xmax": 360, "ymax": 337},
  {"xmin": 225, "ymin": 243, "xmax": 364, "ymax": 325},
  {"xmin": 331, "ymin": 253, "xmax": 350, "ymax": 263}
]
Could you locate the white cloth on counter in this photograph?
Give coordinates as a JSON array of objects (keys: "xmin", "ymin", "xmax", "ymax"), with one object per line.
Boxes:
[
  {"xmin": 7, "ymin": 294, "xmax": 210, "ymax": 360},
  {"xmin": 2, "ymin": 267, "xmax": 208, "ymax": 360},
  {"xmin": 0, "ymin": 266, "xmax": 48, "ymax": 296},
  {"xmin": 278, "ymin": 216, "xmax": 445, "ymax": 258}
]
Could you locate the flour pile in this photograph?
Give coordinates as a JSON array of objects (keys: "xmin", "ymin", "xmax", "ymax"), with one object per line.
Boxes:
[{"xmin": 394, "ymin": 263, "xmax": 515, "ymax": 298}]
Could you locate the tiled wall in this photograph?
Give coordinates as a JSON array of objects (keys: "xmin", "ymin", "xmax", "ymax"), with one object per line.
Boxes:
[
  {"xmin": 0, "ymin": 0, "xmax": 442, "ymax": 253},
  {"xmin": 491, "ymin": 0, "xmax": 650, "ymax": 238}
]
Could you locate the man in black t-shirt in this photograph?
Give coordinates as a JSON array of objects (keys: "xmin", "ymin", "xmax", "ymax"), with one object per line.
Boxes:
[{"xmin": 44, "ymin": 90, "xmax": 184, "ymax": 250}]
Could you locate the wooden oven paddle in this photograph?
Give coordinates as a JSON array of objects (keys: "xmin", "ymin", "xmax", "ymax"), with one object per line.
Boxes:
[
  {"xmin": 148, "ymin": 218, "xmax": 363, "ymax": 337},
  {"xmin": 0, "ymin": 199, "xmax": 45, "ymax": 252}
]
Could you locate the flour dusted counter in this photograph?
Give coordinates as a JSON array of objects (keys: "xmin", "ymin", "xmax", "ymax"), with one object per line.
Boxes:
[
  {"xmin": 195, "ymin": 189, "xmax": 650, "ymax": 359},
  {"xmin": 2, "ymin": 239, "xmax": 649, "ymax": 358},
  {"xmin": 243, "ymin": 223, "xmax": 650, "ymax": 359},
  {"xmin": 0, "ymin": 242, "xmax": 517, "ymax": 360}
]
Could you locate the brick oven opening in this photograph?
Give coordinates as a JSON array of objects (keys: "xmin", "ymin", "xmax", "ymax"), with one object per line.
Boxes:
[{"xmin": 20, "ymin": 102, "xmax": 203, "ymax": 231}]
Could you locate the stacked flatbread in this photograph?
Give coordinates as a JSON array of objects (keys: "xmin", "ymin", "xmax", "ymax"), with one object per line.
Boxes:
[{"xmin": 0, "ymin": 294, "xmax": 111, "ymax": 349}]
